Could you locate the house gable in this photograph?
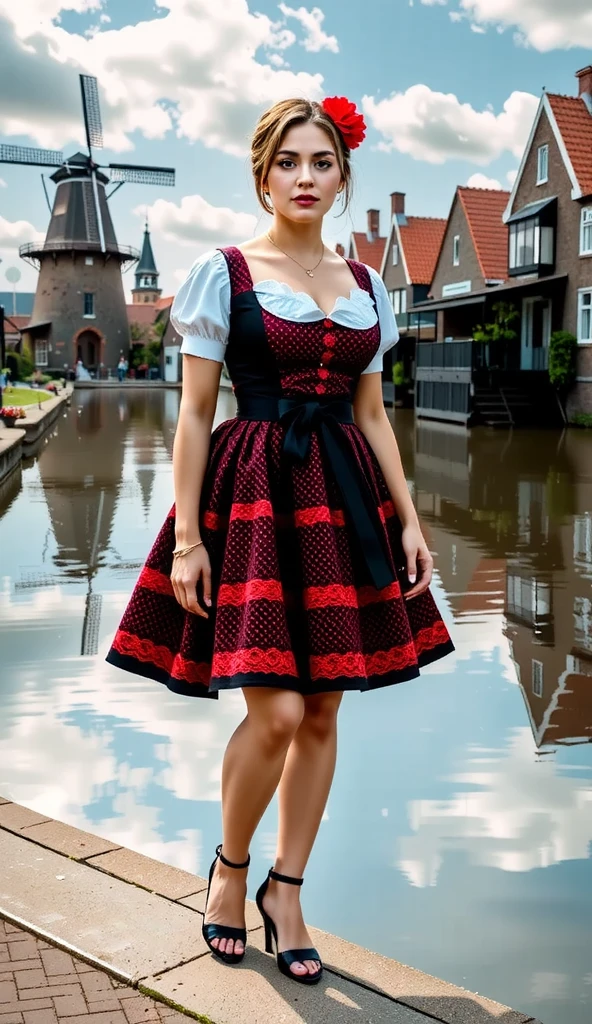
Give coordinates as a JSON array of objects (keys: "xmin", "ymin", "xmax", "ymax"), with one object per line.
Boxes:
[{"xmin": 430, "ymin": 191, "xmax": 482, "ymax": 300}]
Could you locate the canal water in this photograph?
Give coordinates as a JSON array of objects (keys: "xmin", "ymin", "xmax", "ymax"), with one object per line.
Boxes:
[{"xmin": 1, "ymin": 388, "xmax": 591, "ymax": 1024}]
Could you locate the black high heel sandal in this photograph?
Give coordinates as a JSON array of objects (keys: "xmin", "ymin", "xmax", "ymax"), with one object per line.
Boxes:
[
  {"xmin": 255, "ymin": 868, "xmax": 323, "ymax": 985},
  {"xmin": 202, "ymin": 844, "xmax": 250, "ymax": 964}
]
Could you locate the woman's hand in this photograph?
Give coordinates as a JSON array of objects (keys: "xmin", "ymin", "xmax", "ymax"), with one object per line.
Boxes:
[
  {"xmin": 171, "ymin": 545, "xmax": 212, "ymax": 618},
  {"xmin": 401, "ymin": 523, "xmax": 433, "ymax": 600}
]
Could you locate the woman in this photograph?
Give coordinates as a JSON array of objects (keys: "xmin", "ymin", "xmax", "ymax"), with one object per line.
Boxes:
[{"xmin": 106, "ymin": 95, "xmax": 454, "ymax": 985}]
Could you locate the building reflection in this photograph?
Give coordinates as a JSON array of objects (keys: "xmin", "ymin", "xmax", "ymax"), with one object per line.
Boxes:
[{"xmin": 406, "ymin": 416, "xmax": 592, "ymax": 749}]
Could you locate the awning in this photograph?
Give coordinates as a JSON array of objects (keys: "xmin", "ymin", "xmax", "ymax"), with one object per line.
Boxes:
[
  {"xmin": 411, "ymin": 273, "xmax": 568, "ymax": 314},
  {"xmin": 506, "ymin": 196, "xmax": 557, "ymax": 224},
  {"xmin": 20, "ymin": 320, "xmax": 51, "ymax": 332}
]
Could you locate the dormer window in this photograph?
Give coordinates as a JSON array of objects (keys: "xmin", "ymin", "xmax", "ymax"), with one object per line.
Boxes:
[
  {"xmin": 507, "ymin": 197, "xmax": 556, "ymax": 276},
  {"xmin": 580, "ymin": 207, "xmax": 592, "ymax": 256},
  {"xmin": 537, "ymin": 145, "xmax": 549, "ymax": 185},
  {"xmin": 452, "ymin": 235, "xmax": 460, "ymax": 266}
]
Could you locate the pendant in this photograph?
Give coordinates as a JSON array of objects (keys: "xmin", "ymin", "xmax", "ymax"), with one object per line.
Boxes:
[{"xmin": 306, "ymin": 270, "xmax": 314, "ymax": 277}]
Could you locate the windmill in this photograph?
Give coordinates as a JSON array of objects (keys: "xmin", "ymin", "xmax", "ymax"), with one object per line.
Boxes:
[{"xmin": 0, "ymin": 74, "xmax": 175, "ymax": 375}]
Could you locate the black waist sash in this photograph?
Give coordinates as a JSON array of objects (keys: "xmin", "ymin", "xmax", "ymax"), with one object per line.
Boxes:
[{"xmin": 236, "ymin": 394, "xmax": 395, "ymax": 591}]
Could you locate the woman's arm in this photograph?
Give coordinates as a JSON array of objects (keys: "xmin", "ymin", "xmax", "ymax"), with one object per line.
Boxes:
[
  {"xmin": 353, "ymin": 371, "xmax": 433, "ymax": 600},
  {"xmin": 171, "ymin": 354, "xmax": 222, "ymax": 616}
]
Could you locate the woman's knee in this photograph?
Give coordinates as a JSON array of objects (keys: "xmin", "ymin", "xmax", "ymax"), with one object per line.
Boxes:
[
  {"xmin": 300, "ymin": 692, "xmax": 343, "ymax": 740},
  {"xmin": 245, "ymin": 689, "xmax": 305, "ymax": 754}
]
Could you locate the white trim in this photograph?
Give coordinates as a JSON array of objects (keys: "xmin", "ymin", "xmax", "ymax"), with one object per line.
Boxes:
[
  {"xmin": 503, "ymin": 93, "xmax": 582, "ymax": 223},
  {"xmin": 577, "ymin": 287, "xmax": 592, "ymax": 343}
]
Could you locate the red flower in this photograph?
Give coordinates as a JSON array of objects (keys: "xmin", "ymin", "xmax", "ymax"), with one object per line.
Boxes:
[{"xmin": 321, "ymin": 96, "xmax": 366, "ymax": 150}]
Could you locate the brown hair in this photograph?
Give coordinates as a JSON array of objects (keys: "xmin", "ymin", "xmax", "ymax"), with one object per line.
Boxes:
[{"xmin": 251, "ymin": 98, "xmax": 353, "ymax": 217}]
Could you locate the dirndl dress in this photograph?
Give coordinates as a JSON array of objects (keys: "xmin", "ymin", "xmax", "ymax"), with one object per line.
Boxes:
[{"xmin": 105, "ymin": 245, "xmax": 454, "ymax": 697}]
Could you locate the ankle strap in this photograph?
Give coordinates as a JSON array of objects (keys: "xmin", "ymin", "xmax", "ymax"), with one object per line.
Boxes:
[
  {"xmin": 216, "ymin": 844, "xmax": 250, "ymax": 870},
  {"xmin": 269, "ymin": 868, "xmax": 303, "ymax": 886}
]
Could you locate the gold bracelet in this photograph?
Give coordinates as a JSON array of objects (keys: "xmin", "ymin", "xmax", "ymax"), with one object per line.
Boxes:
[{"xmin": 172, "ymin": 540, "xmax": 204, "ymax": 559}]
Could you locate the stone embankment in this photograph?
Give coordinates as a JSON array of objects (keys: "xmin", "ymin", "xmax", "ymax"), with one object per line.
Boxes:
[
  {"xmin": 0, "ymin": 797, "xmax": 541, "ymax": 1024},
  {"xmin": 0, "ymin": 386, "xmax": 73, "ymax": 484}
]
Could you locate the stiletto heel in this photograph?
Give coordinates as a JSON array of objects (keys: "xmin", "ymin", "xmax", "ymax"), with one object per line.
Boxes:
[
  {"xmin": 255, "ymin": 868, "xmax": 323, "ymax": 985},
  {"xmin": 202, "ymin": 844, "xmax": 250, "ymax": 965}
]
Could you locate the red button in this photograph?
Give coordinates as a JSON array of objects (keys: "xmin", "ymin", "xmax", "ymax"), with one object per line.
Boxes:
[
  {"xmin": 318, "ymin": 368, "xmax": 329, "ymax": 380},
  {"xmin": 321, "ymin": 350, "xmax": 333, "ymax": 365},
  {"xmin": 323, "ymin": 333, "xmax": 336, "ymax": 347},
  {"xmin": 315, "ymin": 383, "xmax": 326, "ymax": 394},
  {"xmin": 323, "ymin": 318, "xmax": 333, "ymax": 328}
]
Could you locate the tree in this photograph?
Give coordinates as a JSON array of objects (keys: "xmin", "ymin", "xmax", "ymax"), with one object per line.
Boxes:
[
  {"xmin": 473, "ymin": 301, "xmax": 520, "ymax": 344},
  {"xmin": 548, "ymin": 330, "xmax": 577, "ymax": 422}
]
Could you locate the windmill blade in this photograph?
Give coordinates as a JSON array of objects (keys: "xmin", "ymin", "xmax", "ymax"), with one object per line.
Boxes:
[
  {"xmin": 107, "ymin": 163, "xmax": 175, "ymax": 187},
  {"xmin": 80, "ymin": 74, "xmax": 103, "ymax": 152},
  {"xmin": 0, "ymin": 143, "xmax": 63, "ymax": 167}
]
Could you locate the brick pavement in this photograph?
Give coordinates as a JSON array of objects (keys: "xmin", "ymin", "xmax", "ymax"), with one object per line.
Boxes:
[{"xmin": 0, "ymin": 919, "xmax": 189, "ymax": 1024}]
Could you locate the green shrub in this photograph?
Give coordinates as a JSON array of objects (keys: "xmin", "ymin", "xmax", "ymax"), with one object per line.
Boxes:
[
  {"xmin": 570, "ymin": 413, "xmax": 592, "ymax": 428},
  {"xmin": 473, "ymin": 301, "xmax": 519, "ymax": 344},
  {"xmin": 6, "ymin": 350, "xmax": 34, "ymax": 381},
  {"xmin": 548, "ymin": 331, "xmax": 577, "ymax": 390},
  {"xmin": 392, "ymin": 360, "xmax": 409, "ymax": 388}
]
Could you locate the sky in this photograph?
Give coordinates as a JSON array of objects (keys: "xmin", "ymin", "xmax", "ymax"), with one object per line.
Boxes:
[{"xmin": 0, "ymin": 0, "xmax": 591, "ymax": 300}]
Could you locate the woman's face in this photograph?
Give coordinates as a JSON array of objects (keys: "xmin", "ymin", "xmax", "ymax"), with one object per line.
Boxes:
[{"xmin": 264, "ymin": 121, "xmax": 343, "ymax": 222}]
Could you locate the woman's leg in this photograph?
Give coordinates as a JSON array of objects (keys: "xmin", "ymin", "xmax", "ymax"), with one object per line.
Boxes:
[
  {"xmin": 205, "ymin": 687, "xmax": 305, "ymax": 955},
  {"xmin": 262, "ymin": 690, "xmax": 344, "ymax": 977}
]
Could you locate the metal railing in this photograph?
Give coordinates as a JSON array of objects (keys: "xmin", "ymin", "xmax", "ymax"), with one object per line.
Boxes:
[
  {"xmin": 19, "ymin": 241, "xmax": 140, "ymax": 262},
  {"xmin": 417, "ymin": 340, "xmax": 549, "ymax": 373}
]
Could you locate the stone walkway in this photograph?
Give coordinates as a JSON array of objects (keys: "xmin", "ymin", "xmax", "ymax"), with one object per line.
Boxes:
[{"xmin": 0, "ymin": 919, "xmax": 187, "ymax": 1024}]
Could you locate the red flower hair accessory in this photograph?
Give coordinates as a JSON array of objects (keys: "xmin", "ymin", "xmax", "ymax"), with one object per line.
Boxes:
[{"xmin": 321, "ymin": 96, "xmax": 366, "ymax": 150}]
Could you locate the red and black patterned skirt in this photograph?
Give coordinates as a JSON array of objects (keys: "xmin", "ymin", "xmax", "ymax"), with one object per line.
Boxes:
[{"xmin": 106, "ymin": 415, "xmax": 454, "ymax": 697}]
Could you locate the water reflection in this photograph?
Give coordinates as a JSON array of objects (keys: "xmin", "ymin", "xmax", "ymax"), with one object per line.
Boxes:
[{"xmin": 0, "ymin": 393, "xmax": 591, "ymax": 1024}]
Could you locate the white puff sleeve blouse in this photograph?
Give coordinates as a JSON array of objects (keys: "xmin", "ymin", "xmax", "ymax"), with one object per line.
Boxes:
[{"xmin": 170, "ymin": 248, "xmax": 399, "ymax": 372}]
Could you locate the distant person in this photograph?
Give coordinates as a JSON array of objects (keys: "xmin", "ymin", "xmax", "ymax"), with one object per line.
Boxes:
[
  {"xmin": 117, "ymin": 356, "xmax": 126, "ymax": 383},
  {"xmin": 106, "ymin": 94, "xmax": 454, "ymax": 987},
  {"xmin": 75, "ymin": 359, "xmax": 91, "ymax": 382}
]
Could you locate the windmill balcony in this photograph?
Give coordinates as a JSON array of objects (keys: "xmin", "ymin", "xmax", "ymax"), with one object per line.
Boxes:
[{"xmin": 20, "ymin": 240, "xmax": 140, "ymax": 269}]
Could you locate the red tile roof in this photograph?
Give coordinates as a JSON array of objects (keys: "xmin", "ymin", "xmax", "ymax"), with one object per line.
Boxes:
[
  {"xmin": 156, "ymin": 295, "xmax": 174, "ymax": 310},
  {"xmin": 398, "ymin": 217, "xmax": 447, "ymax": 285},
  {"xmin": 3, "ymin": 314, "xmax": 31, "ymax": 333},
  {"xmin": 350, "ymin": 232, "xmax": 387, "ymax": 272},
  {"xmin": 457, "ymin": 187, "xmax": 510, "ymax": 282},
  {"xmin": 126, "ymin": 303, "xmax": 158, "ymax": 326},
  {"xmin": 547, "ymin": 93, "xmax": 592, "ymax": 198}
]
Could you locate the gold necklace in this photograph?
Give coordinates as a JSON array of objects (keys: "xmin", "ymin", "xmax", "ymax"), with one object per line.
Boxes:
[{"xmin": 266, "ymin": 231, "xmax": 325, "ymax": 278}]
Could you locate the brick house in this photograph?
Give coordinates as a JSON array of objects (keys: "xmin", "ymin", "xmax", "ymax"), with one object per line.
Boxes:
[
  {"xmin": 412, "ymin": 65, "xmax": 592, "ymax": 425},
  {"xmin": 347, "ymin": 208, "xmax": 387, "ymax": 272}
]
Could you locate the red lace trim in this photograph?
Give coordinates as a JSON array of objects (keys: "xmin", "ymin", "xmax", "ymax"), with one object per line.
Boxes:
[
  {"xmin": 295, "ymin": 506, "xmax": 345, "ymax": 527},
  {"xmin": 310, "ymin": 642, "xmax": 417, "ymax": 680},
  {"xmin": 230, "ymin": 500, "xmax": 274, "ymax": 521},
  {"xmin": 111, "ymin": 631, "xmax": 211, "ymax": 685},
  {"xmin": 212, "ymin": 647, "xmax": 298, "ymax": 677},
  {"xmin": 139, "ymin": 566, "xmax": 174, "ymax": 596},
  {"xmin": 414, "ymin": 620, "xmax": 451, "ymax": 655},
  {"xmin": 304, "ymin": 581, "xmax": 401, "ymax": 609},
  {"xmin": 218, "ymin": 579, "xmax": 284, "ymax": 605}
]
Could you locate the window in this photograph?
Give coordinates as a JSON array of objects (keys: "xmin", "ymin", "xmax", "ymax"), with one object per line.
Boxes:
[
  {"xmin": 392, "ymin": 244, "xmax": 399, "ymax": 266},
  {"xmin": 83, "ymin": 292, "xmax": 95, "ymax": 317},
  {"xmin": 574, "ymin": 596, "xmax": 592, "ymax": 653},
  {"xmin": 580, "ymin": 208, "xmax": 592, "ymax": 256},
  {"xmin": 453, "ymin": 235, "xmax": 460, "ymax": 266},
  {"xmin": 389, "ymin": 288, "xmax": 406, "ymax": 315},
  {"xmin": 85, "ymin": 256, "xmax": 94, "ymax": 266},
  {"xmin": 578, "ymin": 290, "xmax": 592, "ymax": 343},
  {"xmin": 537, "ymin": 145, "xmax": 549, "ymax": 185},
  {"xmin": 532, "ymin": 659, "xmax": 544, "ymax": 697},
  {"xmin": 35, "ymin": 339, "xmax": 48, "ymax": 367},
  {"xmin": 509, "ymin": 216, "xmax": 554, "ymax": 273}
]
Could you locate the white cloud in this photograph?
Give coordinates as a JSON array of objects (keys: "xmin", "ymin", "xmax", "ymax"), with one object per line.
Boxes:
[
  {"xmin": 454, "ymin": 0, "xmax": 592, "ymax": 50},
  {"xmin": 136, "ymin": 195, "xmax": 258, "ymax": 247},
  {"xmin": 362, "ymin": 85, "xmax": 539, "ymax": 165},
  {"xmin": 466, "ymin": 172, "xmax": 503, "ymax": 189},
  {"xmin": 0, "ymin": 0, "xmax": 327, "ymax": 156},
  {"xmin": 506, "ymin": 168, "xmax": 518, "ymax": 186},
  {"xmin": 0, "ymin": 214, "xmax": 44, "ymax": 248},
  {"xmin": 277, "ymin": 3, "xmax": 339, "ymax": 52}
]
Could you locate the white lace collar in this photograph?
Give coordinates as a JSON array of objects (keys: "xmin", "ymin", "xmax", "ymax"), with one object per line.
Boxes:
[{"xmin": 252, "ymin": 277, "xmax": 378, "ymax": 328}]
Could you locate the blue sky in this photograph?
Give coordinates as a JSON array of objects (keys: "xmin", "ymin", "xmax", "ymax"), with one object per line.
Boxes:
[{"xmin": 0, "ymin": 0, "xmax": 590, "ymax": 298}]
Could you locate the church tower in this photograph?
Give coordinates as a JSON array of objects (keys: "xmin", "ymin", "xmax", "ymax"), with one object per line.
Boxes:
[{"xmin": 132, "ymin": 221, "xmax": 161, "ymax": 304}]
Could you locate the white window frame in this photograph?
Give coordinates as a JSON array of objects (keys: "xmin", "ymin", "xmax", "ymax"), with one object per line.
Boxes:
[
  {"xmin": 392, "ymin": 244, "xmax": 399, "ymax": 266},
  {"xmin": 85, "ymin": 256, "xmax": 94, "ymax": 266},
  {"xmin": 537, "ymin": 144, "xmax": 549, "ymax": 185},
  {"xmin": 577, "ymin": 288, "xmax": 592, "ymax": 343},
  {"xmin": 532, "ymin": 659, "xmax": 544, "ymax": 697},
  {"xmin": 453, "ymin": 235, "xmax": 460, "ymax": 266},
  {"xmin": 35, "ymin": 339, "xmax": 48, "ymax": 367},
  {"xmin": 580, "ymin": 207, "xmax": 592, "ymax": 256},
  {"xmin": 83, "ymin": 292, "xmax": 95, "ymax": 318}
]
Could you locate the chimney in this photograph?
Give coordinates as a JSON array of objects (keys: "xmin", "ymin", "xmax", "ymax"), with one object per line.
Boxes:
[
  {"xmin": 576, "ymin": 65, "xmax": 592, "ymax": 114},
  {"xmin": 335, "ymin": 242, "xmax": 345, "ymax": 257},
  {"xmin": 366, "ymin": 209, "xmax": 380, "ymax": 242},
  {"xmin": 390, "ymin": 192, "xmax": 406, "ymax": 217}
]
